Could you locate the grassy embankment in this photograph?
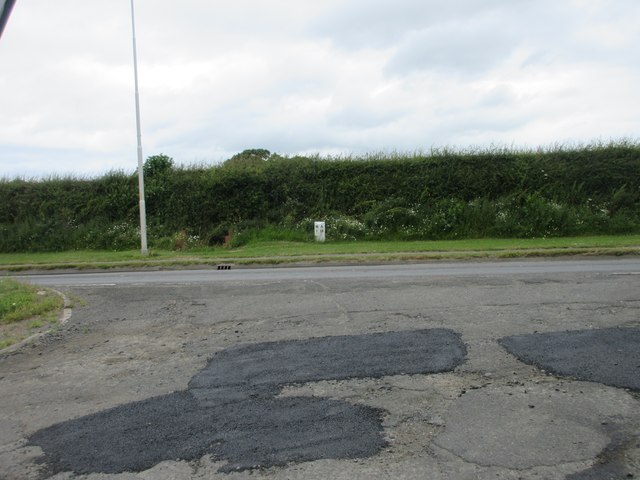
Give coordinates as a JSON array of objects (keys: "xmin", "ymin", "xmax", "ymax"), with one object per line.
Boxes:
[
  {"xmin": 0, "ymin": 278, "xmax": 64, "ymax": 349},
  {"xmin": 0, "ymin": 235, "xmax": 638, "ymax": 272}
]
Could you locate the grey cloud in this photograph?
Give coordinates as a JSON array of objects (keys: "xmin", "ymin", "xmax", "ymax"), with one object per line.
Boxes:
[
  {"xmin": 313, "ymin": 0, "xmax": 638, "ymax": 76},
  {"xmin": 517, "ymin": 0, "xmax": 640, "ymax": 69},
  {"xmin": 477, "ymin": 85, "xmax": 518, "ymax": 108},
  {"xmin": 160, "ymin": 108, "xmax": 330, "ymax": 159},
  {"xmin": 312, "ymin": 0, "xmax": 566, "ymax": 76},
  {"xmin": 384, "ymin": 20, "xmax": 517, "ymax": 76},
  {"xmin": 311, "ymin": 0, "xmax": 532, "ymax": 50},
  {"xmin": 431, "ymin": 87, "xmax": 533, "ymax": 136},
  {"xmin": 2, "ymin": 0, "xmax": 640, "ymax": 178},
  {"xmin": 328, "ymin": 105, "xmax": 405, "ymax": 129},
  {"xmin": 437, "ymin": 110, "xmax": 532, "ymax": 136}
]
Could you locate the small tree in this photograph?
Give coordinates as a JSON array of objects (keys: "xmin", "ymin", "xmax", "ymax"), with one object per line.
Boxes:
[{"xmin": 143, "ymin": 154, "xmax": 174, "ymax": 178}]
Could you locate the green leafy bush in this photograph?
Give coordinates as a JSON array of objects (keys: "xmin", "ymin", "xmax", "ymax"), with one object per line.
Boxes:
[{"xmin": 1, "ymin": 142, "xmax": 639, "ymax": 251}]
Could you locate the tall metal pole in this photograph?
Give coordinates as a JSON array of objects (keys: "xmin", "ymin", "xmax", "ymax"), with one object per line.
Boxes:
[
  {"xmin": 0, "ymin": 0, "xmax": 17, "ymax": 40},
  {"xmin": 130, "ymin": 0, "xmax": 148, "ymax": 255}
]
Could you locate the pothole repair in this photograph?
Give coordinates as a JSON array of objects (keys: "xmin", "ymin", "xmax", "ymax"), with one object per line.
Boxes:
[{"xmin": 29, "ymin": 328, "xmax": 467, "ymax": 474}]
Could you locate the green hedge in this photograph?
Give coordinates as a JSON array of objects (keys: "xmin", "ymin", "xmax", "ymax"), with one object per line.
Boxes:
[{"xmin": 1, "ymin": 142, "xmax": 639, "ymax": 251}]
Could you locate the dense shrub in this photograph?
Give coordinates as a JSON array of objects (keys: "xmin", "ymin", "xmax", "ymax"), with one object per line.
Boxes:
[{"xmin": 1, "ymin": 142, "xmax": 639, "ymax": 251}]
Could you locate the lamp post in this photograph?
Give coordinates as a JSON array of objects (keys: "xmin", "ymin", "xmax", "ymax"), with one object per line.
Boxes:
[
  {"xmin": 130, "ymin": 0, "xmax": 148, "ymax": 255},
  {"xmin": 0, "ymin": 0, "xmax": 17, "ymax": 39}
]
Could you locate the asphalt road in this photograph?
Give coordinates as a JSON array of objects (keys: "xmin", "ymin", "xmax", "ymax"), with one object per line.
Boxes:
[
  {"xmin": 1, "ymin": 258, "xmax": 639, "ymax": 479},
  {"xmin": 15, "ymin": 257, "xmax": 640, "ymax": 286}
]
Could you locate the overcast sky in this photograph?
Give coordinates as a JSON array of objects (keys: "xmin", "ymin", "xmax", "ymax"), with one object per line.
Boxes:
[{"xmin": 1, "ymin": 0, "xmax": 639, "ymax": 178}]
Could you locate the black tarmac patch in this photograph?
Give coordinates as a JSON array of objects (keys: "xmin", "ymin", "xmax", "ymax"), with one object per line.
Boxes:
[
  {"xmin": 29, "ymin": 392, "xmax": 384, "ymax": 474},
  {"xmin": 500, "ymin": 327, "xmax": 640, "ymax": 391},
  {"xmin": 29, "ymin": 328, "xmax": 466, "ymax": 474},
  {"xmin": 190, "ymin": 328, "xmax": 467, "ymax": 405}
]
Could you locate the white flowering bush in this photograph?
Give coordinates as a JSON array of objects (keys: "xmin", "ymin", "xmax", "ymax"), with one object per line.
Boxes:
[
  {"xmin": 297, "ymin": 216, "xmax": 367, "ymax": 241},
  {"xmin": 172, "ymin": 230, "xmax": 203, "ymax": 250}
]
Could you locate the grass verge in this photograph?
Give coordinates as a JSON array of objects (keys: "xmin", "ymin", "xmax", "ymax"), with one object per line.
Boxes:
[
  {"xmin": 0, "ymin": 279, "xmax": 64, "ymax": 349},
  {"xmin": 0, "ymin": 235, "xmax": 639, "ymax": 272}
]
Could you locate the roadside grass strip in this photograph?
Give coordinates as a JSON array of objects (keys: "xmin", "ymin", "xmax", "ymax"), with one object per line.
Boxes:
[
  {"xmin": 0, "ymin": 235, "xmax": 638, "ymax": 272},
  {"xmin": 0, "ymin": 278, "xmax": 64, "ymax": 349}
]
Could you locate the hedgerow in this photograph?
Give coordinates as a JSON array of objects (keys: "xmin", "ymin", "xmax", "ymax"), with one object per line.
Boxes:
[{"xmin": 1, "ymin": 141, "xmax": 639, "ymax": 251}]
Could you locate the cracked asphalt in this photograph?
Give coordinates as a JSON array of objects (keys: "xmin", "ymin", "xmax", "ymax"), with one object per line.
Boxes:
[{"xmin": 1, "ymin": 259, "xmax": 639, "ymax": 479}]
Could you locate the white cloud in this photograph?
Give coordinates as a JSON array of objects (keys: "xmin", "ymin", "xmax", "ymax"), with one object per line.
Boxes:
[{"xmin": 0, "ymin": 0, "xmax": 638, "ymax": 178}]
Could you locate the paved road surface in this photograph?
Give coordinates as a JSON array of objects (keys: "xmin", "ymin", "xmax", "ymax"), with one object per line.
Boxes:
[
  {"xmin": 1, "ymin": 258, "xmax": 639, "ymax": 479},
  {"xmin": 16, "ymin": 257, "xmax": 640, "ymax": 286}
]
